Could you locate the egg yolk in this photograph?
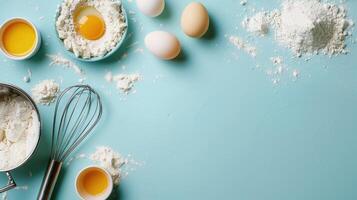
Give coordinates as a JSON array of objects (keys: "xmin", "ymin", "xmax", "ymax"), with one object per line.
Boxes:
[
  {"xmin": 74, "ymin": 7, "xmax": 105, "ymax": 40},
  {"xmin": 77, "ymin": 15, "xmax": 105, "ymax": 40},
  {"xmin": 82, "ymin": 168, "xmax": 108, "ymax": 195},
  {"xmin": 2, "ymin": 21, "xmax": 36, "ymax": 56}
]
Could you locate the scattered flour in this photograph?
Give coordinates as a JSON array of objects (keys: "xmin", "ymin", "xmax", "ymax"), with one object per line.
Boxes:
[
  {"xmin": 267, "ymin": 56, "xmax": 286, "ymax": 84},
  {"xmin": 242, "ymin": 0, "xmax": 353, "ymax": 56},
  {"xmin": 90, "ymin": 146, "xmax": 128, "ymax": 185},
  {"xmin": 236, "ymin": 0, "xmax": 354, "ymax": 85},
  {"xmin": 56, "ymin": 0, "xmax": 127, "ymax": 58},
  {"xmin": 89, "ymin": 146, "xmax": 142, "ymax": 185},
  {"xmin": 275, "ymin": 0, "xmax": 353, "ymax": 56},
  {"xmin": 242, "ymin": 11, "xmax": 270, "ymax": 36},
  {"xmin": 66, "ymin": 146, "xmax": 142, "ymax": 185},
  {"xmin": 31, "ymin": 80, "xmax": 60, "ymax": 105},
  {"xmin": 292, "ymin": 69, "xmax": 300, "ymax": 79},
  {"xmin": 228, "ymin": 35, "xmax": 257, "ymax": 57},
  {"xmin": 47, "ymin": 54, "xmax": 84, "ymax": 76},
  {"xmin": 105, "ymin": 72, "xmax": 141, "ymax": 94},
  {"xmin": 0, "ymin": 92, "xmax": 40, "ymax": 170}
]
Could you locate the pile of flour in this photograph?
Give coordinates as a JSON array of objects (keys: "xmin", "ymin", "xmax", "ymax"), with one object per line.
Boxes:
[
  {"xmin": 89, "ymin": 146, "xmax": 129, "ymax": 185},
  {"xmin": 105, "ymin": 72, "xmax": 141, "ymax": 94},
  {"xmin": 66, "ymin": 146, "xmax": 142, "ymax": 185},
  {"xmin": 0, "ymin": 91, "xmax": 40, "ymax": 170},
  {"xmin": 242, "ymin": 0, "xmax": 353, "ymax": 56},
  {"xmin": 56, "ymin": 0, "xmax": 127, "ymax": 58},
  {"xmin": 31, "ymin": 80, "xmax": 60, "ymax": 105},
  {"xmin": 242, "ymin": 11, "xmax": 271, "ymax": 36},
  {"xmin": 275, "ymin": 0, "xmax": 352, "ymax": 56}
]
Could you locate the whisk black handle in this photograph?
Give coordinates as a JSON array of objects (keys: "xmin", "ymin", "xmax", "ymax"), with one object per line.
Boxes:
[{"xmin": 37, "ymin": 160, "xmax": 63, "ymax": 200}]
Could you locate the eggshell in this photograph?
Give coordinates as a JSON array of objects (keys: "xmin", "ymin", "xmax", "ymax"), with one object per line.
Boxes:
[
  {"xmin": 136, "ymin": 0, "xmax": 165, "ymax": 17},
  {"xmin": 145, "ymin": 31, "xmax": 181, "ymax": 60},
  {"xmin": 181, "ymin": 2, "xmax": 209, "ymax": 38}
]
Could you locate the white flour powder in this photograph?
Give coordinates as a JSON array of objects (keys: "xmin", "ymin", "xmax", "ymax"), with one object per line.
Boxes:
[
  {"xmin": 0, "ymin": 92, "xmax": 40, "ymax": 170},
  {"xmin": 228, "ymin": 35, "xmax": 257, "ymax": 57},
  {"xmin": 105, "ymin": 72, "xmax": 141, "ymax": 94},
  {"xmin": 90, "ymin": 146, "xmax": 127, "ymax": 185},
  {"xmin": 275, "ymin": 0, "xmax": 353, "ymax": 56},
  {"xmin": 242, "ymin": 0, "xmax": 353, "ymax": 56},
  {"xmin": 31, "ymin": 80, "xmax": 60, "ymax": 105},
  {"xmin": 235, "ymin": 0, "xmax": 354, "ymax": 85},
  {"xmin": 47, "ymin": 54, "xmax": 84, "ymax": 76},
  {"xmin": 242, "ymin": 11, "xmax": 270, "ymax": 36},
  {"xmin": 56, "ymin": 0, "xmax": 127, "ymax": 58},
  {"xmin": 66, "ymin": 146, "xmax": 141, "ymax": 185}
]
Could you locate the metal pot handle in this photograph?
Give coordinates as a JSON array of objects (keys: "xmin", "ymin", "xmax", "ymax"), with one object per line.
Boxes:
[{"xmin": 0, "ymin": 172, "xmax": 16, "ymax": 193}]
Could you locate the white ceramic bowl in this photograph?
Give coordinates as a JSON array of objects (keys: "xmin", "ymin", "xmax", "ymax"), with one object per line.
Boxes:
[
  {"xmin": 75, "ymin": 166, "xmax": 113, "ymax": 200},
  {"xmin": 0, "ymin": 18, "xmax": 41, "ymax": 60}
]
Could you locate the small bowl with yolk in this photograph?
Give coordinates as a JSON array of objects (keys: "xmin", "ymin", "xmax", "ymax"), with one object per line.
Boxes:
[
  {"xmin": 0, "ymin": 18, "xmax": 41, "ymax": 60},
  {"xmin": 75, "ymin": 166, "xmax": 113, "ymax": 200},
  {"xmin": 55, "ymin": 1, "xmax": 128, "ymax": 62}
]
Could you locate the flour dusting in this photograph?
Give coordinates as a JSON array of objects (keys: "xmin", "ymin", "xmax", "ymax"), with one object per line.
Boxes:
[
  {"xmin": 105, "ymin": 72, "xmax": 141, "ymax": 94},
  {"xmin": 233, "ymin": 0, "xmax": 354, "ymax": 85},
  {"xmin": 242, "ymin": 0, "xmax": 353, "ymax": 56},
  {"xmin": 31, "ymin": 80, "xmax": 60, "ymax": 105},
  {"xmin": 90, "ymin": 146, "xmax": 142, "ymax": 185},
  {"xmin": 66, "ymin": 146, "xmax": 142, "ymax": 185},
  {"xmin": 242, "ymin": 11, "xmax": 270, "ymax": 36},
  {"xmin": 227, "ymin": 35, "xmax": 257, "ymax": 57},
  {"xmin": 47, "ymin": 54, "xmax": 84, "ymax": 76},
  {"xmin": 275, "ymin": 0, "xmax": 353, "ymax": 56}
]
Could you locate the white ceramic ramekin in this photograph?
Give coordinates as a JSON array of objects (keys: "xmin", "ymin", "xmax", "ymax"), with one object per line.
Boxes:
[
  {"xmin": 0, "ymin": 17, "xmax": 41, "ymax": 60},
  {"xmin": 75, "ymin": 166, "xmax": 113, "ymax": 200}
]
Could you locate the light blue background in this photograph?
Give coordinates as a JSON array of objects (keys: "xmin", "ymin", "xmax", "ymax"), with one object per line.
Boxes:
[{"xmin": 1, "ymin": 0, "xmax": 357, "ymax": 199}]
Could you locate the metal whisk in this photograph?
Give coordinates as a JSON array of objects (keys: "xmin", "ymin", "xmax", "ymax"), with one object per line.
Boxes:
[{"xmin": 38, "ymin": 85, "xmax": 102, "ymax": 200}]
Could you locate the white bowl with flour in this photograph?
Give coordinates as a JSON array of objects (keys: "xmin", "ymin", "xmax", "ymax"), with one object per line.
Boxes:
[{"xmin": 0, "ymin": 83, "xmax": 41, "ymax": 192}]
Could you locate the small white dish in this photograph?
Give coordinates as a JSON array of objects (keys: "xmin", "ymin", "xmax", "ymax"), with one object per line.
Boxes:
[
  {"xmin": 0, "ymin": 18, "xmax": 41, "ymax": 60},
  {"xmin": 75, "ymin": 166, "xmax": 113, "ymax": 200}
]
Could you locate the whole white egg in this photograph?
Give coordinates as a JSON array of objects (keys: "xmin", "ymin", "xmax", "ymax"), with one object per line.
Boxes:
[
  {"xmin": 136, "ymin": 0, "xmax": 165, "ymax": 17},
  {"xmin": 145, "ymin": 31, "xmax": 181, "ymax": 60}
]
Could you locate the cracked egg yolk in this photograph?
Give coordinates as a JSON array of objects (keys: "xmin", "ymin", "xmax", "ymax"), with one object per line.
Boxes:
[{"xmin": 74, "ymin": 6, "xmax": 105, "ymax": 40}]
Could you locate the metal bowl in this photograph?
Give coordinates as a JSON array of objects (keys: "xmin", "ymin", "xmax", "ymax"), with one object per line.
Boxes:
[{"xmin": 0, "ymin": 83, "xmax": 41, "ymax": 192}]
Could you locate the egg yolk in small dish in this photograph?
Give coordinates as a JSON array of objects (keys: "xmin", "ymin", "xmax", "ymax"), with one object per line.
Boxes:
[
  {"xmin": 2, "ymin": 21, "xmax": 36, "ymax": 56},
  {"xmin": 74, "ymin": 6, "xmax": 106, "ymax": 40}
]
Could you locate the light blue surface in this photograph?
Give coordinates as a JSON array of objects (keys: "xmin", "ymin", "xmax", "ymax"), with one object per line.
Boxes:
[{"xmin": 1, "ymin": 0, "xmax": 357, "ymax": 199}]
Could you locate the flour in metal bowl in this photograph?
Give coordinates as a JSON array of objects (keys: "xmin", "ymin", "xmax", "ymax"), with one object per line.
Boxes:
[{"xmin": 0, "ymin": 90, "xmax": 40, "ymax": 170}]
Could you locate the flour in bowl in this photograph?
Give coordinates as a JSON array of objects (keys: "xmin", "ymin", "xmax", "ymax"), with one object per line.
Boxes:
[
  {"xmin": 56, "ymin": 0, "xmax": 127, "ymax": 58},
  {"xmin": 0, "ymin": 92, "xmax": 40, "ymax": 170}
]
